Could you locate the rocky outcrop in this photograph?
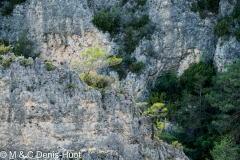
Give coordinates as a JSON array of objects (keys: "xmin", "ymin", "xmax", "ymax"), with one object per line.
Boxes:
[
  {"xmin": 214, "ymin": 0, "xmax": 240, "ymax": 71},
  {"xmin": 0, "ymin": 55, "xmax": 189, "ymax": 160},
  {"xmin": 1, "ymin": 0, "xmax": 234, "ymax": 99},
  {"xmin": 1, "ymin": 0, "xmax": 240, "ymax": 159}
]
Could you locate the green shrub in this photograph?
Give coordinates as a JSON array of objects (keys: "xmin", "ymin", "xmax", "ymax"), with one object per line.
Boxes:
[
  {"xmin": 215, "ymin": 18, "xmax": 232, "ymax": 37},
  {"xmin": 199, "ymin": 10, "xmax": 208, "ymax": 19},
  {"xmin": 0, "ymin": 44, "xmax": 12, "ymax": 55},
  {"xmin": 130, "ymin": 15, "xmax": 149, "ymax": 29},
  {"xmin": 45, "ymin": 61, "xmax": 54, "ymax": 71},
  {"xmin": 14, "ymin": 32, "xmax": 33, "ymax": 58},
  {"xmin": 50, "ymin": 100, "xmax": 55, "ymax": 105},
  {"xmin": 87, "ymin": 0, "xmax": 93, "ymax": 8},
  {"xmin": 80, "ymin": 71, "xmax": 115, "ymax": 88},
  {"xmin": 190, "ymin": 2, "xmax": 199, "ymax": 12},
  {"xmin": 27, "ymin": 86, "xmax": 34, "ymax": 92},
  {"xmin": 130, "ymin": 61, "xmax": 144, "ymax": 73},
  {"xmin": 1, "ymin": 3, "xmax": 14, "ymax": 16},
  {"xmin": 92, "ymin": 10, "xmax": 120, "ymax": 36},
  {"xmin": 235, "ymin": 28, "xmax": 240, "ymax": 42},
  {"xmin": 1, "ymin": 0, "xmax": 27, "ymax": 16},
  {"xmin": 155, "ymin": 71, "xmax": 181, "ymax": 100},
  {"xmin": 65, "ymin": 84, "xmax": 77, "ymax": 90},
  {"xmin": 158, "ymin": 132, "xmax": 178, "ymax": 143},
  {"xmin": 19, "ymin": 58, "xmax": 32, "ymax": 67},
  {"xmin": 172, "ymin": 141, "xmax": 182, "ymax": 150},
  {"xmin": 206, "ymin": 0, "xmax": 220, "ymax": 13},
  {"xmin": 148, "ymin": 92, "xmax": 166, "ymax": 105},
  {"xmin": 211, "ymin": 136, "xmax": 240, "ymax": 160},
  {"xmin": 110, "ymin": 63, "xmax": 126, "ymax": 80},
  {"xmin": 190, "ymin": 0, "xmax": 220, "ymax": 16},
  {"xmin": 136, "ymin": 0, "xmax": 147, "ymax": 6},
  {"xmin": 1, "ymin": 57, "xmax": 13, "ymax": 68},
  {"xmin": 123, "ymin": 27, "xmax": 138, "ymax": 54},
  {"xmin": 123, "ymin": 54, "xmax": 134, "ymax": 66},
  {"xmin": 233, "ymin": 2, "xmax": 240, "ymax": 18},
  {"xmin": 70, "ymin": 46, "xmax": 122, "ymax": 73},
  {"xmin": 180, "ymin": 61, "xmax": 215, "ymax": 95},
  {"xmin": 121, "ymin": 0, "xmax": 128, "ymax": 6}
]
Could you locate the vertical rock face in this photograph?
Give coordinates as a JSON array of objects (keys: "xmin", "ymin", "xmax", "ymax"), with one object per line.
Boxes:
[
  {"xmin": 0, "ymin": 55, "xmax": 189, "ymax": 160},
  {"xmin": 1, "ymin": 0, "xmax": 240, "ymax": 159},
  {"xmin": 214, "ymin": 0, "xmax": 240, "ymax": 72},
  {"xmin": 0, "ymin": 0, "xmax": 216, "ymax": 71},
  {"xmin": 1, "ymin": 0, "xmax": 232, "ymax": 100},
  {"xmin": 0, "ymin": 0, "xmax": 116, "ymax": 65}
]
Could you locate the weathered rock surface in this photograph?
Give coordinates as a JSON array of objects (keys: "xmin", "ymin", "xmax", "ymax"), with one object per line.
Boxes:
[
  {"xmin": 213, "ymin": 0, "xmax": 240, "ymax": 71},
  {"xmin": 1, "ymin": 0, "xmax": 240, "ymax": 159},
  {"xmin": 0, "ymin": 55, "xmax": 189, "ymax": 160},
  {"xmin": 1, "ymin": 0, "xmax": 233, "ymax": 100}
]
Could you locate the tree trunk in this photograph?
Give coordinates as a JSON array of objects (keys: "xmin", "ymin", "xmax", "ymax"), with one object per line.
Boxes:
[{"xmin": 151, "ymin": 118, "xmax": 154, "ymax": 140}]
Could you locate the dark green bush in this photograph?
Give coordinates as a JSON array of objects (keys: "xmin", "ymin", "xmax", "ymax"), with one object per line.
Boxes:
[
  {"xmin": 130, "ymin": 15, "xmax": 150, "ymax": 29},
  {"xmin": 1, "ymin": 3, "xmax": 14, "ymax": 16},
  {"xmin": 199, "ymin": 10, "xmax": 208, "ymax": 19},
  {"xmin": 14, "ymin": 32, "xmax": 33, "ymax": 58},
  {"xmin": 136, "ymin": 0, "xmax": 147, "ymax": 6},
  {"xmin": 123, "ymin": 54, "xmax": 134, "ymax": 66},
  {"xmin": 19, "ymin": 58, "xmax": 32, "ymax": 67},
  {"xmin": 180, "ymin": 61, "xmax": 215, "ymax": 94},
  {"xmin": 92, "ymin": 10, "xmax": 120, "ymax": 36},
  {"xmin": 155, "ymin": 71, "xmax": 181, "ymax": 99},
  {"xmin": 190, "ymin": 0, "xmax": 220, "ymax": 16},
  {"xmin": 190, "ymin": 2, "xmax": 199, "ymax": 12},
  {"xmin": 130, "ymin": 61, "xmax": 144, "ymax": 73},
  {"xmin": 110, "ymin": 63, "xmax": 126, "ymax": 80},
  {"xmin": 0, "ymin": 2, "xmax": 3, "ymax": 8},
  {"xmin": 87, "ymin": 0, "xmax": 93, "ymax": 8},
  {"xmin": 121, "ymin": 0, "xmax": 129, "ymax": 6},
  {"xmin": 235, "ymin": 29, "xmax": 240, "ymax": 41},
  {"xmin": 123, "ymin": 27, "xmax": 138, "ymax": 54},
  {"xmin": 50, "ymin": 100, "xmax": 55, "ymax": 105},
  {"xmin": 1, "ymin": 0, "xmax": 27, "ymax": 16},
  {"xmin": 233, "ymin": 2, "xmax": 240, "ymax": 18},
  {"xmin": 215, "ymin": 18, "xmax": 232, "ymax": 37}
]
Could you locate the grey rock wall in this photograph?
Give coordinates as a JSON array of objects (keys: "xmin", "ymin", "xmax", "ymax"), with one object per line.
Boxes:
[
  {"xmin": 214, "ymin": 0, "xmax": 240, "ymax": 71},
  {"xmin": 0, "ymin": 0, "xmax": 216, "ymax": 73},
  {"xmin": 0, "ymin": 55, "xmax": 189, "ymax": 160}
]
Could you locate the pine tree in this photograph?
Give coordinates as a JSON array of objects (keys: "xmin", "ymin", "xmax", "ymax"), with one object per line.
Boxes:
[
  {"xmin": 143, "ymin": 103, "xmax": 167, "ymax": 140},
  {"xmin": 207, "ymin": 59, "xmax": 240, "ymax": 141}
]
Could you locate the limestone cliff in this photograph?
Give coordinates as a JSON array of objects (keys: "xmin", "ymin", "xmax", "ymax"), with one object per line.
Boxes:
[
  {"xmin": 0, "ymin": 0, "xmax": 228, "ymax": 100},
  {"xmin": 1, "ymin": 0, "xmax": 240, "ymax": 159},
  {"xmin": 0, "ymin": 55, "xmax": 189, "ymax": 160}
]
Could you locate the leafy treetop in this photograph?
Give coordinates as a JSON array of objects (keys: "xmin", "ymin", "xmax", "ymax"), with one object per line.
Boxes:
[{"xmin": 71, "ymin": 46, "xmax": 122, "ymax": 73}]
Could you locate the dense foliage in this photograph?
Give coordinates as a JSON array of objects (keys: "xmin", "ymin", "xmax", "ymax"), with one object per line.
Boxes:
[
  {"xmin": 1, "ymin": 0, "xmax": 27, "ymax": 16},
  {"xmin": 14, "ymin": 32, "xmax": 33, "ymax": 58},
  {"xmin": 92, "ymin": 2, "xmax": 153, "ymax": 78},
  {"xmin": 0, "ymin": 39, "xmax": 12, "ymax": 55},
  {"xmin": 190, "ymin": 0, "xmax": 220, "ymax": 18},
  {"xmin": 92, "ymin": 10, "xmax": 120, "ymax": 36},
  {"xmin": 70, "ymin": 46, "xmax": 121, "ymax": 89},
  {"xmin": 150, "ymin": 60, "xmax": 240, "ymax": 160},
  {"xmin": 215, "ymin": 2, "xmax": 240, "ymax": 41},
  {"xmin": 207, "ymin": 59, "xmax": 240, "ymax": 142}
]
